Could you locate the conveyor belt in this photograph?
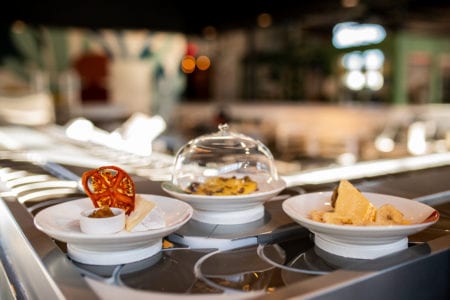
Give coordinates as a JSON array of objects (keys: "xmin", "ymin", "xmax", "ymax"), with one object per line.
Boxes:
[{"xmin": 1, "ymin": 156, "xmax": 449, "ymax": 299}]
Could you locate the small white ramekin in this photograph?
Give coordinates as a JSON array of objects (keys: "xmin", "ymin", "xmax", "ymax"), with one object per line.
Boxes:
[{"xmin": 79, "ymin": 207, "xmax": 125, "ymax": 234}]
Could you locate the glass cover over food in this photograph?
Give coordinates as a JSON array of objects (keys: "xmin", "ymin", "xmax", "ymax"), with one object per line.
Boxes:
[{"xmin": 171, "ymin": 124, "xmax": 279, "ymax": 193}]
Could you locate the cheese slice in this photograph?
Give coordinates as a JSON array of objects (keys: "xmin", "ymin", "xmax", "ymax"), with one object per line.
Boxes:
[
  {"xmin": 333, "ymin": 179, "xmax": 376, "ymax": 225},
  {"xmin": 310, "ymin": 180, "xmax": 409, "ymax": 226},
  {"xmin": 125, "ymin": 195, "xmax": 156, "ymax": 231}
]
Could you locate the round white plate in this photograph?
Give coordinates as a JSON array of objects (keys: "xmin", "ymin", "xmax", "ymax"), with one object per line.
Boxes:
[
  {"xmin": 161, "ymin": 179, "xmax": 285, "ymax": 224},
  {"xmin": 282, "ymin": 192, "xmax": 439, "ymax": 259},
  {"xmin": 34, "ymin": 194, "xmax": 193, "ymax": 265},
  {"xmin": 161, "ymin": 179, "xmax": 286, "ymax": 211}
]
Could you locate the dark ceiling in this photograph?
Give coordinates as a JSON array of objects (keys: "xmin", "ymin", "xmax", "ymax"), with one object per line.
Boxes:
[{"xmin": 2, "ymin": 0, "xmax": 450, "ymax": 35}]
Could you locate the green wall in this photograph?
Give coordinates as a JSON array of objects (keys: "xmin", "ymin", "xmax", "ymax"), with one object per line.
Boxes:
[{"xmin": 392, "ymin": 31, "xmax": 450, "ymax": 104}]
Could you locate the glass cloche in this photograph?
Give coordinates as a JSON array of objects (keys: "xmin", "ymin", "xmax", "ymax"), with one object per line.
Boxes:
[
  {"xmin": 170, "ymin": 124, "xmax": 280, "ymax": 193},
  {"xmin": 162, "ymin": 124, "xmax": 286, "ymax": 224}
]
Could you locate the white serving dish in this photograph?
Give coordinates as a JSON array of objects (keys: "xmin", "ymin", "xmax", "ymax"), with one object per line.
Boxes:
[
  {"xmin": 79, "ymin": 207, "xmax": 126, "ymax": 234},
  {"xmin": 282, "ymin": 191, "xmax": 439, "ymax": 259},
  {"xmin": 34, "ymin": 194, "xmax": 193, "ymax": 265},
  {"xmin": 162, "ymin": 178, "xmax": 286, "ymax": 224}
]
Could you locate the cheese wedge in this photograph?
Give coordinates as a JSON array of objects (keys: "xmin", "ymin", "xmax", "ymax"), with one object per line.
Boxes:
[
  {"xmin": 311, "ymin": 180, "xmax": 377, "ymax": 225},
  {"xmin": 310, "ymin": 180, "xmax": 410, "ymax": 226},
  {"xmin": 332, "ymin": 180, "xmax": 376, "ymax": 225},
  {"xmin": 125, "ymin": 195, "xmax": 156, "ymax": 231}
]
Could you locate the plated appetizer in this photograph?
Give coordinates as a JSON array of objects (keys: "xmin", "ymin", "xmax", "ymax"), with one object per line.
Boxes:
[
  {"xmin": 81, "ymin": 165, "xmax": 164, "ymax": 232},
  {"xmin": 310, "ymin": 180, "xmax": 410, "ymax": 226}
]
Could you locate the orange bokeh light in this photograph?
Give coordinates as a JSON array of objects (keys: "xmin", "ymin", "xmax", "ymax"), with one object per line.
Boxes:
[
  {"xmin": 181, "ymin": 55, "xmax": 196, "ymax": 73},
  {"xmin": 196, "ymin": 55, "xmax": 211, "ymax": 71}
]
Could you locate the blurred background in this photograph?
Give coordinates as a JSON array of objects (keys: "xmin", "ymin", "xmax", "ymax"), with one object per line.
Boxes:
[{"xmin": 1, "ymin": 0, "xmax": 450, "ymax": 174}]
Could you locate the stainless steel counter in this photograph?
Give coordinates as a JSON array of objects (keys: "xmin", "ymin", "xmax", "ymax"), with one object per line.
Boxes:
[{"xmin": 0, "ymin": 126, "xmax": 450, "ymax": 299}]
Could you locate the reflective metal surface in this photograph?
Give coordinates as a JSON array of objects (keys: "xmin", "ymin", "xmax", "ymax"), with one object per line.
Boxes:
[{"xmin": 0, "ymin": 126, "xmax": 450, "ymax": 299}]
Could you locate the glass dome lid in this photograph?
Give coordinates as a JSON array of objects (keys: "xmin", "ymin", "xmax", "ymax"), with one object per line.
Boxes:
[{"xmin": 171, "ymin": 124, "xmax": 280, "ymax": 191}]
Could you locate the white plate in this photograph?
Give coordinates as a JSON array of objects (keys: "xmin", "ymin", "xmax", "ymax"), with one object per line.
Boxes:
[
  {"xmin": 282, "ymin": 192, "xmax": 439, "ymax": 259},
  {"xmin": 161, "ymin": 179, "xmax": 286, "ymax": 224},
  {"xmin": 34, "ymin": 194, "xmax": 193, "ymax": 265},
  {"xmin": 161, "ymin": 179, "xmax": 286, "ymax": 211}
]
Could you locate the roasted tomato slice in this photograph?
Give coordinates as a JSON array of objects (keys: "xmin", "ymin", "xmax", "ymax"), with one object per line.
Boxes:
[{"xmin": 81, "ymin": 166, "xmax": 135, "ymax": 215}]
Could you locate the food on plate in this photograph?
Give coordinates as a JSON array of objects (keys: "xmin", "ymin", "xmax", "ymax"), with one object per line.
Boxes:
[
  {"xmin": 82, "ymin": 165, "xmax": 135, "ymax": 215},
  {"xmin": 310, "ymin": 180, "xmax": 410, "ymax": 226},
  {"xmin": 88, "ymin": 205, "xmax": 115, "ymax": 218},
  {"xmin": 81, "ymin": 165, "xmax": 165, "ymax": 233},
  {"xmin": 163, "ymin": 240, "xmax": 174, "ymax": 249},
  {"xmin": 374, "ymin": 204, "xmax": 410, "ymax": 225},
  {"xmin": 80, "ymin": 207, "xmax": 125, "ymax": 234},
  {"xmin": 185, "ymin": 175, "xmax": 258, "ymax": 196},
  {"xmin": 326, "ymin": 179, "xmax": 376, "ymax": 225},
  {"xmin": 126, "ymin": 195, "xmax": 165, "ymax": 232}
]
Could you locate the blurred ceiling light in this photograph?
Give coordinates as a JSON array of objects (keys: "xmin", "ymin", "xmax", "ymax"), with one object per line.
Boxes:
[
  {"xmin": 364, "ymin": 49, "xmax": 384, "ymax": 70},
  {"xmin": 375, "ymin": 136, "xmax": 395, "ymax": 152},
  {"xmin": 342, "ymin": 52, "xmax": 363, "ymax": 70},
  {"xmin": 408, "ymin": 122, "xmax": 428, "ymax": 155},
  {"xmin": 342, "ymin": 49, "xmax": 385, "ymax": 70},
  {"xmin": 366, "ymin": 70, "xmax": 384, "ymax": 90},
  {"xmin": 257, "ymin": 13, "xmax": 272, "ymax": 28},
  {"xmin": 345, "ymin": 70, "xmax": 365, "ymax": 90},
  {"xmin": 181, "ymin": 55, "xmax": 196, "ymax": 73},
  {"xmin": 332, "ymin": 22, "xmax": 386, "ymax": 49},
  {"xmin": 196, "ymin": 55, "xmax": 211, "ymax": 71},
  {"xmin": 341, "ymin": 0, "xmax": 359, "ymax": 8}
]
